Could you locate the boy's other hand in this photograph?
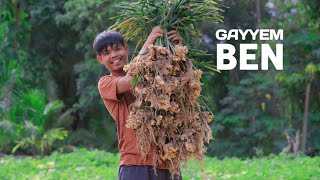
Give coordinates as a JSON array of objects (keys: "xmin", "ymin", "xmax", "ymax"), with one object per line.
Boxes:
[{"xmin": 168, "ymin": 30, "xmax": 183, "ymax": 45}]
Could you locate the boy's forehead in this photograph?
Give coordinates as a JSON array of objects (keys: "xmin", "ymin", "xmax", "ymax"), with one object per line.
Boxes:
[{"xmin": 104, "ymin": 43, "xmax": 124, "ymax": 50}]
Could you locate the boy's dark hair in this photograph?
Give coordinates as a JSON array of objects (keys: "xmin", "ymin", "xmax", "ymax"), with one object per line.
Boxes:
[{"xmin": 93, "ymin": 30, "xmax": 125, "ymax": 55}]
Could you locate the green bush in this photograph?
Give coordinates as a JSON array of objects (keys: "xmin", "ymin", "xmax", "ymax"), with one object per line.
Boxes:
[
  {"xmin": 0, "ymin": 62, "xmax": 68, "ymax": 155},
  {"xmin": 11, "ymin": 93, "xmax": 68, "ymax": 155}
]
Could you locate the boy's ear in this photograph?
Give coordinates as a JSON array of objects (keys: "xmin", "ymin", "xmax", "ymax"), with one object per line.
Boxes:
[
  {"xmin": 96, "ymin": 55, "xmax": 103, "ymax": 64},
  {"xmin": 124, "ymin": 44, "xmax": 129, "ymax": 52}
]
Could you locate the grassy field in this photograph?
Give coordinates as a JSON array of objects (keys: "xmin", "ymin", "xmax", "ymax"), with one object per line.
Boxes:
[{"xmin": 0, "ymin": 148, "xmax": 319, "ymax": 179}]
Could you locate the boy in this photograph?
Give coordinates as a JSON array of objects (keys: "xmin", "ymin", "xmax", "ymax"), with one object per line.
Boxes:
[{"xmin": 93, "ymin": 26, "xmax": 183, "ymax": 179}]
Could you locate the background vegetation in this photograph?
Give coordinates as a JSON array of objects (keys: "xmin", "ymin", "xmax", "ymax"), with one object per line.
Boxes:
[{"xmin": 0, "ymin": 0, "xmax": 319, "ymax": 177}]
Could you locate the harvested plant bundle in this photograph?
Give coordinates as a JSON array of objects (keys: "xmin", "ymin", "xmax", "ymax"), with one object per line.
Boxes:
[
  {"xmin": 110, "ymin": 0, "xmax": 223, "ymax": 177},
  {"xmin": 124, "ymin": 44, "xmax": 213, "ymax": 176}
]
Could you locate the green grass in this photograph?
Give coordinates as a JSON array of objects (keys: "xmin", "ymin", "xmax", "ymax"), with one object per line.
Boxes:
[{"xmin": 0, "ymin": 149, "xmax": 319, "ymax": 179}]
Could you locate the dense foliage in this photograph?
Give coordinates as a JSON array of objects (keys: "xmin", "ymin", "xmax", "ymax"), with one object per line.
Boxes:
[
  {"xmin": 204, "ymin": 0, "xmax": 320, "ymax": 157},
  {"xmin": 0, "ymin": 0, "xmax": 319, "ymax": 159}
]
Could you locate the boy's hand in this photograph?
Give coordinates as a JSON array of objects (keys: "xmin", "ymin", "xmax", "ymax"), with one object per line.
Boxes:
[
  {"xmin": 168, "ymin": 30, "xmax": 183, "ymax": 45},
  {"xmin": 139, "ymin": 26, "xmax": 163, "ymax": 55}
]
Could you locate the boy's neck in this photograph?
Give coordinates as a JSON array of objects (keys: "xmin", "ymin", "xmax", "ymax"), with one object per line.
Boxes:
[{"xmin": 111, "ymin": 70, "xmax": 126, "ymax": 77}]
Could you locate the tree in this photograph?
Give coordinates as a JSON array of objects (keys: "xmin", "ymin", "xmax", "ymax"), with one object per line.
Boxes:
[{"xmin": 271, "ymin": 0, "xmax": 320, "ymax": 153}]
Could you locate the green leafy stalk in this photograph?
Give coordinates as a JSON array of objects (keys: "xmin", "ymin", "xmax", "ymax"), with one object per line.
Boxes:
[{"xmin": 131, "ymin": 76, "xmax": 141, "ymax": 85}]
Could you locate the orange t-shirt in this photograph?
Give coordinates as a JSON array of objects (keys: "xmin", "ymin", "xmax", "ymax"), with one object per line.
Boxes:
[{"xmin": 98, "ymin": 75, "xmax": 166, "ymax": 168}]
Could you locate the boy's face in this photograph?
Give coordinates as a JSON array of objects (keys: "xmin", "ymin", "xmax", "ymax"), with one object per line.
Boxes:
[{"xmin": 97, "ymin": 43, "xmax": 129, "ymax": 73}]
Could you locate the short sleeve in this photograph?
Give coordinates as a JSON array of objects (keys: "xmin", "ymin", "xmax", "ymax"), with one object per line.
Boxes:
[{"xmin": 98, "ymin": 75, "xmax": 121, "ymax": 101}]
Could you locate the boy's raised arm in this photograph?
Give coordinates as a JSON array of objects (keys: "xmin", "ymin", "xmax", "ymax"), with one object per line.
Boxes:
[{"xmin": 139, "ymin": 26, "xmax": 163, "ymax": 55}]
